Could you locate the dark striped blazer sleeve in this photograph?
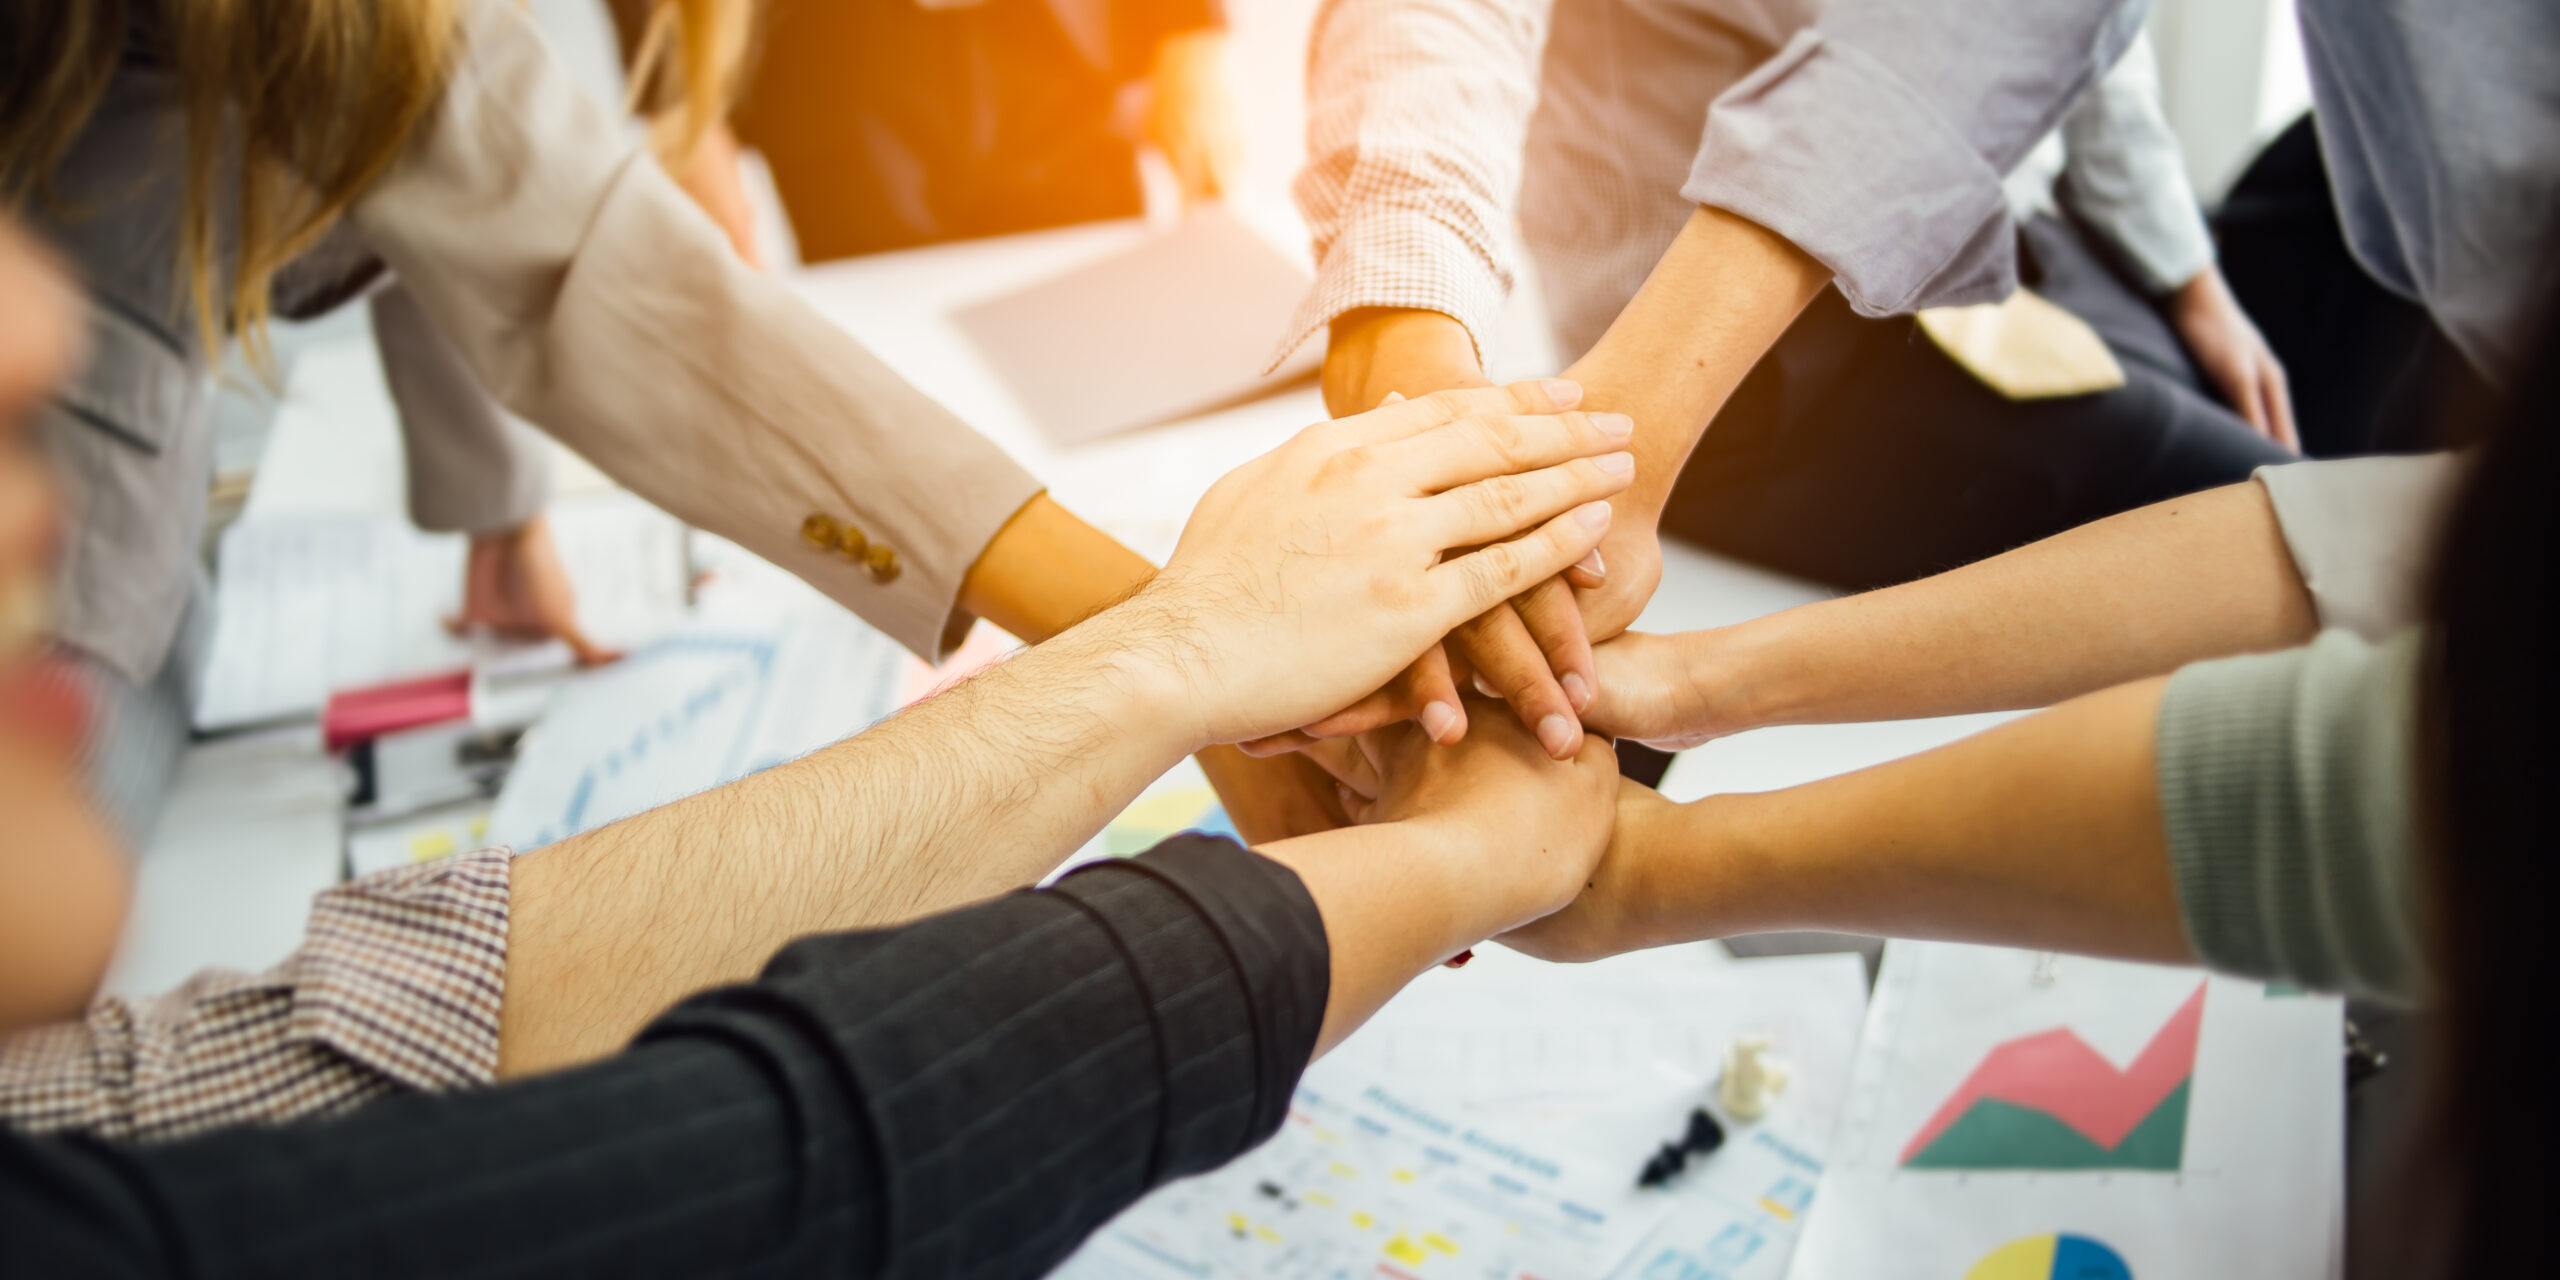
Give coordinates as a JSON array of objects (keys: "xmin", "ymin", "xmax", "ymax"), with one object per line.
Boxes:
[{"xmin": 0, "ymin": 834, "xmax": 1329, "ymax": 1279}]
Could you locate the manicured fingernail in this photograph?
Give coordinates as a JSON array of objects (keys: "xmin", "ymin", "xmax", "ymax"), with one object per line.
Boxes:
[
  {"xmin": 1537, "ymin": 713, "xmax": 1577, "ymax": 757},
  {"xmin": 1443, "ymin": 949, "xmax": 1475, "ymax": 969},
  {"xmin": 1419, "ymin": 700, "xmax": 1461, "ymax": 743},
  {"xmin": 1574, "ymin": 501, "xmax": 1614, "ymax": 531},
  {"xmin": 1574, "ymin": 549, "xmax": 1606, "ymax": 578},
  {"xmin": 1540, "ymin": 378, "xmax": 1582, "ymax": 408},
  {"xmin": 1593, "ymin": 451, "xmax": 1634, "ymax": 476},
  {"xmin": 1594, "ymin": 412, "xmax": 1634, "ymax": 439},
  {"xmin": 1473, "ymin": 672, "xmax": 1499, "ymax": 699},
  {"xmin": 1561, "ymin": 670, "xmax": 1592, "ymax": 711}
]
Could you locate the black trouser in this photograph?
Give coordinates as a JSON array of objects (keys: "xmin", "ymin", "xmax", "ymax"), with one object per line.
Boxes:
[
  {"xmin": 2215, "ymin": 113, "xmax": 2489, "ymax": 458},
  {"xmin": 1661, "ymin": 214, "xmax": 2293, "ymax": 594}
]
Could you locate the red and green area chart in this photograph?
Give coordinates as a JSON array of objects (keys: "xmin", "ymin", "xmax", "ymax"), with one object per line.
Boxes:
[
  {"xmin": 1783, "ymin": 944, "xmax": 2344, "ymax": 1280},
  {"xmin": 1901, "ymin": 983, "xmax": 2202, "ymax": 1171}
]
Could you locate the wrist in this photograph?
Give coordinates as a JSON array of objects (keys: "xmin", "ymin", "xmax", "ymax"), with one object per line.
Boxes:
[
  {"xmin": 1049, "ymin": 593, "xmax": 1213, "ymax": 763},
  {"xmin": 1697, "ymin": 612, "xmax": 1820, "ymax": 731},
  {"xmin": 1321, "ymin": 308, "xmax": 1483, "ymax": 416},
  {"xmin": 1619, "ymin": 791, "xmax": 1765, "ymax": 947}
]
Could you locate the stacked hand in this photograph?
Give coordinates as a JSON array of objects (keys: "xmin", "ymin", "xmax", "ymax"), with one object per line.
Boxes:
[
  {"xmin": 1243, "ymin": 309, "xmax": 1666, "ymax": 764},
  {"xmin": 1113, "ymin": 379, "xmax": 1635, "ymax": 753},
  {"xmin": 1353, "ymin": 702, "xmax": 1621, "ymax": 938}
]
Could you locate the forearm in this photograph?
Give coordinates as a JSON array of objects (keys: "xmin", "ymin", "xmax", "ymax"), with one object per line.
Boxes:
[
  {"xmin": 957, "ymin": 492, "xmax": 1154, "ymax": 644},
  {"xmin": 1679, "ymin": 481, "xmax": 2317, "ymax": 732},
  {"xmin": 34, "ymin": 840, "xmax": 1326, "ymax": 1278},
  {"xmin": 1321, "ymin": 307, "xmax": 1490, "ymax": 416},
  {"xmin": 498, "ymin": 602, "xmax": 1197, "ymax": 1075},
  {"xmin": 1564, "ymin": 206, "xmax": 1828, "ymax": 517},
  {"xmin": 1261, "ymin": 819, "xmax": 1544, "ymax": 1055},
  {"xmin": 1626, "ymin": 679, "xmax": 2189, "ymax": 962},
  {"xmin": 957, "ymin": 493, "xmax": 1349, "ymax": 843}
]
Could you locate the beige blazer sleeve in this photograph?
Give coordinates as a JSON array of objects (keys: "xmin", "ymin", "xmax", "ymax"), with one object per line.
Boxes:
[
  {"xmin": 371, "ymin": 284, "xmax": 552, "ymax": 536},
  {"xmin": 350, "ymin": 1, "xmax": 1045, "ymax": 660}
]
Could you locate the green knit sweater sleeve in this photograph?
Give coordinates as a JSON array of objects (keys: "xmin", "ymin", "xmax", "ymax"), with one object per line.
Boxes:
[{"xmin": 2155, "ymin": 628, "xmax": 2429, "ymax": 1004}]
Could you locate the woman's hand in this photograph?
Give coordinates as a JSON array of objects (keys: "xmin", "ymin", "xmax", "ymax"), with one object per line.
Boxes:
[
  {"xmin": 1359, "ymin": 701, "xmax": 1622, "ymax": 935},
  {"xmin": 455, "ymin": 515, "xmax": 621, "ymax": 667},
  {"xmin": 1500, "ymin": 778, "xmax": 1683, "ymax": 963},
  {"xmin": 2165, "ymin": 266, "xmax": 2295, "ymax": 450},
  {"xmin": 1577, "ymin": 629, "xmax": 1780, "ymax": 750}
]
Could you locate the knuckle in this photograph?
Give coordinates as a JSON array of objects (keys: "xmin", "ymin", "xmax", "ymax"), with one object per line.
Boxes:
[
  {"xmin": 1420, "ymin": 387, "xmax": 1476, "ymax": 423},
  {"xmin": 1470, "ymin": 540, "xmax": 1527, "ymax": 591},
  {"xmin": 1479, "ymin": 414, "xmax": 1532, "ymax": 467},
  {"xmin": 1469, "ymin": 473, "xmax": 1530, "ymax": 520},
  {"xmin": 1314, "ymin": 443, "xmax": 1377, "ymax": 487},
  {"xmin": 1366, "ymin": 567, "xmax": 1426, "ymax": 613}
]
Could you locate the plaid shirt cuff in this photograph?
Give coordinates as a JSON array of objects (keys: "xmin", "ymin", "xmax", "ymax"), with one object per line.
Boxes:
[
  {"xmin": 0, "ymin": 847, "xmax": 512, "ymax": 1144},
  {"xmin": 1272, "ymin": 209, "xmax": 1513, "ymax": 376}
]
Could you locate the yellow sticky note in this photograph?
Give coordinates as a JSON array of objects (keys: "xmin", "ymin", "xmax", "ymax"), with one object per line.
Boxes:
[
  {"xmin": 1305, "ymin": 1192, "xmax": 1335, "ymax": 1208},
  {"xmin": 1254, "ymin": 1225, "xmax": 1283, "ymax": 1244},
  {"xmin": 1758, "ymin": 1196, "xmax": 1797, "ymax": 1221},
  {"xmin": 1385, "ymin": 1236, "xmax": 1430, "ymax": 1266},
  {"xmin": 1390, "ymin": 1168, "xmax": 1418, "ymax": 1184},
  {"xmin": 1350, "ymin": 1212, "xmax": 1377, "ymax": 1230},
  {"xmin": 1328, "ymin": 1162, "xmax": 1359, "ymax": 1179},
  {"xmin": 409, "ymin": 831, "xmax": 457, "ymax": 863}
]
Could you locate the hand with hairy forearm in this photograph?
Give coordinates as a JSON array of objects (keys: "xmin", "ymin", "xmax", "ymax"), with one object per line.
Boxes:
[
  {"xmin": 1277, "ymin": 208, "xmax": 1828, "ymax": 759},
  {"xmin": 1580, "ymin": 480, "xmax": 2319, "ymax": 748},
  {"xmin": 1505, "ymin": 678, "xmax": 2190, "ymax": 968},
  {"xmin": 497, "ymin": 381, "xmax": 1629, "ymax": 1074},
  {"xmin": 956, "ymin": 492, "xmax": 1367, "ymax": 842}
]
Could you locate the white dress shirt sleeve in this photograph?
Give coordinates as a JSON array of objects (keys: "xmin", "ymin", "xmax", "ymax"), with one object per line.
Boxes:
[{"xmin": 1279, "ymin": 0, "xmax": 1557, "ymax": 367}]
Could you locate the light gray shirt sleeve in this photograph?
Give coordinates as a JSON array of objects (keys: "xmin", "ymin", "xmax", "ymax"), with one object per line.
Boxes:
[
  {"xmin": 2298, "ymin": 0, "xmax": 2560, "ymax": 381},
  {"xmin": 2157, "ymin": 628, "xmax": 2429, "ymax": 1005},
  {"xmin": 371, "ymin": 285, "xmax": 553, "ymax": 536},
  {"xmin": 1681, "ymin": 0, "xmax": 2148, "ymax": 316},
  {"xmin": 2255, "ymin": 453, "xmax": 2467, "ymax": 640},
  {"xmin": 2050, "ymin": 32, "xmax": 2213, "ymax": 296}
]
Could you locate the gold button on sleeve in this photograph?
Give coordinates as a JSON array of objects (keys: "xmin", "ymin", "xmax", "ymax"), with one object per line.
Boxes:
[
  {"xmin": 863, "ymin": 544, "xmax": 901, "ymax": 583},
  {"xmin": 800, "ymin": 513, "xmax": 838, "ymax": 550},
  {"xmin": 836, "ymin": 524, "xmax": 870, "ymax": 560}
]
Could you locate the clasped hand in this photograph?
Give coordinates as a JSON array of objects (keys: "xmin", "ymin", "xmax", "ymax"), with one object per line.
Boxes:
[{"xmin": 1111, "ymin": 380, "xmax": 1635, "ymax": 752}]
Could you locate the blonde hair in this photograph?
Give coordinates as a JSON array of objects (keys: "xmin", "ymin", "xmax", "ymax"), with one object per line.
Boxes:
[
  {"xmin": 625, "ymin": 0, "xmax": 760, "ymax": 173},
  {"xmin": 0, "ymin": 0, "xmax": 751, "ymax": 372}
]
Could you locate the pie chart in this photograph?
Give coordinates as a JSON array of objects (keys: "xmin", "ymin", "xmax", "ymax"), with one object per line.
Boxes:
[{"xmin": 1964, "ymin": 1233, "xmax": 2132, "ymax": 1280}]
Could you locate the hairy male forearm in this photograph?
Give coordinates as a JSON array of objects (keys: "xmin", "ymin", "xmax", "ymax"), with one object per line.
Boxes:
[{"xmin": 496, "ymin": 602, "xmax": 1197, "ymax": 1076}]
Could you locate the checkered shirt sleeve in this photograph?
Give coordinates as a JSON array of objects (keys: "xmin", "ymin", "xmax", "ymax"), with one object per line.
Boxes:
[
  {"xmin": 0, "ymin": 847, "xmax": 512, "ymax": 1143},
  {"xmin": 1276, "ymin": 0, "xmax": 1556, "ymax": 370}
]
